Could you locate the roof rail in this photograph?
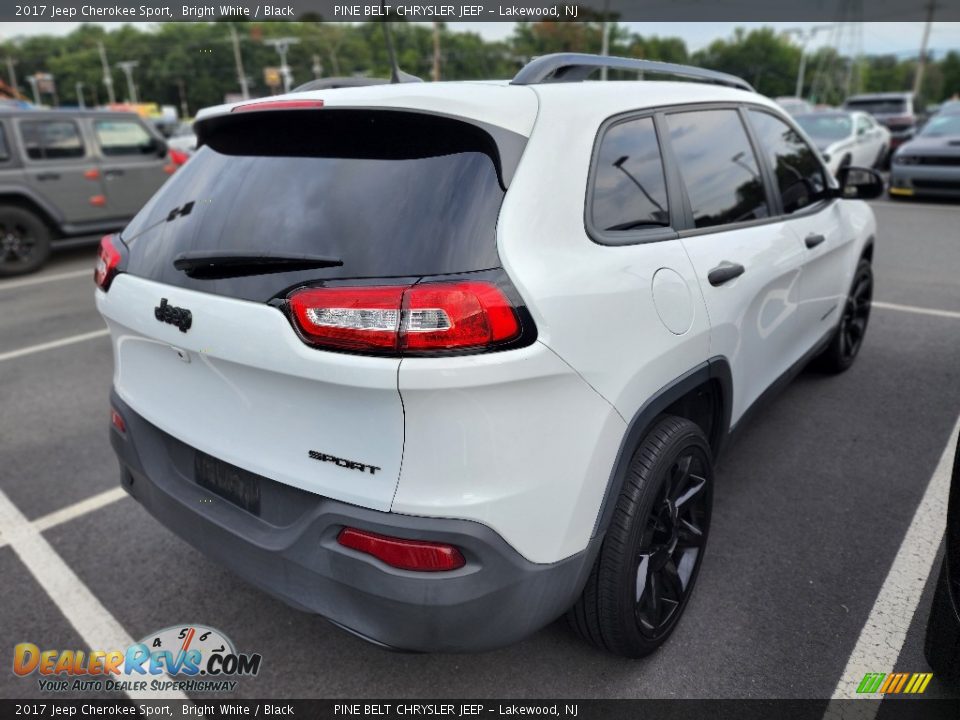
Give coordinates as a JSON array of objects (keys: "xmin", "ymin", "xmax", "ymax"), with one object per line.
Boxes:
[{"xmin": 510, "ymin": 53, "xmax": 755, "ymax": 93}]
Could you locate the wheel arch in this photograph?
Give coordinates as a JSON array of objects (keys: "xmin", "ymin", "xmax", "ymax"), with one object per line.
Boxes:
[
  {"xmin": 590, "ymin": 357, "xmax": 732, "ymax": 540},
  {"xmin": 861, "ymin": 235, "xmax": 874, "ymax": 264},
  {"xmin": 0, "ymin": 187, "xmax": 63, "ymax": 234}
]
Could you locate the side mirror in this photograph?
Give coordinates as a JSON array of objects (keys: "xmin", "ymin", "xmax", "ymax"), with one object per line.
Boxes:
[
  {"xmin": 836, "ymin": 166, "xmax": 884, "ymax": 200},
  {"xmin": 154, "ymin": 137, "xmax": 168, "ymax": 158}
]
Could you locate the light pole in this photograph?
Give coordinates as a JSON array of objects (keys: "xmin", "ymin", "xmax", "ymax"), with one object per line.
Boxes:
[
  {"xmin": 265, "ymin": 38, "xmax": 299, "ymax": 93},
  {"xmin": 229, "ymin": 24, "xmax": 250, "ymax": 100},
  {"xmin": 116, "ymin": 61, "xmax": 139, "ymax": 104},
  {"xmin": 97, "ymin": 41, "xmax": 116, "ymax": 105},
  {"xmin": 75, "ymin": 81, "xmax": 85, "ymax": 108},
  {"xmin": 784, "ymin": 25, "xmax": 832, "ymax": 99}
]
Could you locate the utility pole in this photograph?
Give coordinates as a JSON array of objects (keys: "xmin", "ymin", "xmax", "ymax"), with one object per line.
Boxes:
[
  {"xmin": 75, "ymin": 81, "xmax": 85, "ymax": 108},
  {"xmin": 116, "ymin": 61, "xmax": 139, "ymax": 104},
  {"xmin": 97, "ymin": 41, "xmax": 116, "ymax": 104},
  {"xmin": 5, "ymin": 56, "xmax": 17, "ymax": 94},
  {"xmin": 599, "ymin": 0, "xmax": 611, "ymax": 80},
  {"xmin": 784, "ymin": 25, "xmax": 832, "ymax": 99},
  {"xmin": 229, "ymin": 24, "xmax": 250, "ymax": 100},
  {"xmin": 177, "ymin": 78, "xmax": 189, "ymax": 118},
  {"xmin": 265, "ymin": 38, "xmax": 299, "ymax": 93},
  {"xmin": 432, "ymin": 22, "xmax": 441, "ymax": 82},
  {"xmin": 913, "ymin": 1, "xmax": 935, "ymax": 98}
]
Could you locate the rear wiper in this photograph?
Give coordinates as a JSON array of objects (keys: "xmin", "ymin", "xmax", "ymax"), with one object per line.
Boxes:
[{"xmin": 173, "ymin": 251, "xmax": 343, "ymax": 279}]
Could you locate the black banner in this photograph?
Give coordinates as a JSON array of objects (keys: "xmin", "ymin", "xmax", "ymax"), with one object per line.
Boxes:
[
  {"xmin": 3, "ymin": 700, "xmax": 960, "ymax": 720},
  {"xmin": 3, "ymin": 0, "xmax": 959, "ymax": 23}
]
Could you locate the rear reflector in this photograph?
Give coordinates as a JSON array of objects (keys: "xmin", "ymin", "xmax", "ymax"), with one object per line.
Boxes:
[
  {"xmin": 288, "ymin": 281, "xmax": 520, "ymax": 355},
  {"xmin": 337, "ymin": 528, "xmax": 466, "ymax": 572},
  {"xmin": 231, "ymin": 99, "xmax": 325, "ymax": 113},
  {"xmin": 110, "ymin": 408, "xmax": 126, "ymax": 434},
  {"xmin": 94, "ymin": 235, "xmax": 122, "ymax": 291}
]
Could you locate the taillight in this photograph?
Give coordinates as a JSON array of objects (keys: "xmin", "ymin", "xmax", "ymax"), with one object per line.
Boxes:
[
  {"xmin": 337, "ymin": 527, "xmax": 466, "ymax": 572},
  {"xmin": 287, "ymin": 280, "xmax": 521, "ymax": 355},
  {"xmin": 94, "ymin": 235, "xmax": 122, "ymax": 291},
  {"xmin": 168, "ymin": 149, "xmax": 189, "ymax": 166}
]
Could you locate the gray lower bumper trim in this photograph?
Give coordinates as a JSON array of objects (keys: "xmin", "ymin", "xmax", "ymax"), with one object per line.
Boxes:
[{"xmin": 109, "ymin": 390, "xmax": 598, "ymax": 652}]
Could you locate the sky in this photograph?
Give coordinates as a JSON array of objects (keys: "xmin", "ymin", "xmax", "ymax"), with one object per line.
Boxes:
[{"xmin": 2, "ymin": 21, "xmax": 959, "ymax": 57}]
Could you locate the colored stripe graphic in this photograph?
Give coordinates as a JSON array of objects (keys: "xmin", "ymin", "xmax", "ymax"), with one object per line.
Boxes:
[
  {"xmin": 857, "ymin": 673, "xmax": 886, "ymax": 693},
  {"xmin": 858, "ymin": 672, "xmax": 932, "ymax": 694}
]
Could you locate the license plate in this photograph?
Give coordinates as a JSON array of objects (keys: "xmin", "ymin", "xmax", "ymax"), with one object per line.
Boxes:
[{"xmin": 194, "ymin": 451, "xmax": 262, "ymax": 516}]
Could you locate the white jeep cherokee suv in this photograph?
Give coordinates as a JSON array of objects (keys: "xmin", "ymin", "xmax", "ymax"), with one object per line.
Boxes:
[{"xmin": 95, "ymin": 54, "xmax": 881, "ymax": 657}]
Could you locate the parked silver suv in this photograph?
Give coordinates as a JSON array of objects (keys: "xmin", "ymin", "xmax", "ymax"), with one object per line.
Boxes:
[{"xmin": 0, "ymin": 109, "xmax": 172, "ymax": 276}]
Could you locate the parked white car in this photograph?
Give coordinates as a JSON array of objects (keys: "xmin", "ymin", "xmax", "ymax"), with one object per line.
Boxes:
[
  {"xmin": 795, "ymin": 111, "xmax": 891, "ymax": 175},
  {"xmin": 95, "ymin": 54, "xmax": 883, "ymax": 657}
]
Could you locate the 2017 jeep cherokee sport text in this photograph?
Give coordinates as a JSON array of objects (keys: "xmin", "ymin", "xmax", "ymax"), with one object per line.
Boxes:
[{"xmin": 96, "ymin": 55, "xmax": 882, "ymax": 657}]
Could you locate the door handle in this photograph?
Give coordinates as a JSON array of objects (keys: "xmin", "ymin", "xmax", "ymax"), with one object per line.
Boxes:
[
  {"xmin": 805, "ymin": 234, "xmax": 826, "ymax": 249},
  {"xmin": 36, "ymin": 172, "xmax": 60, "ymax": 181},
  {"xmin": 708, "ymin": 262, "xmax": 745, "ymax": 287}
]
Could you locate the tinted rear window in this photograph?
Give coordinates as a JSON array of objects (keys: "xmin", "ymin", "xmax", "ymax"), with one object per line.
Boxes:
[
  {"xmin": 122, "ymin": 110, "xmax": 513, "ymax": 302},
  {"xmin": 845, "ymin": 98, "xmax": 907, "ymax": 115}
]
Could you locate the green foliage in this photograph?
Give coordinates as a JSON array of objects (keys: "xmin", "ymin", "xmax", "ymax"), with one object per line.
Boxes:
[{"xmin": 1, "ymin": 22, "xmax": 957, "ymax": 114}]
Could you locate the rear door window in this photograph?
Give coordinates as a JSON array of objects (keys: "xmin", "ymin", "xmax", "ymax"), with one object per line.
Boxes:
[
  {"xmin": 665, "ymin": 109, "xmax": 770, "ymax": 229},
  {"xmin": 121, "ymin": 110, "xmax": 515, "ymax": 303},
  {"xmin": 589, "ymin": 116, "xmax": 670, "ymax": 234},
  {"xmin": 747, "ymin": 110, "xmax": 828, "ymax": 215},
  {"xmin": 20, "ymin": 120, "xmax": 85, "ymax": 160},
  {"xmin": 94, "ymin": 119, "xmax": 157, "ymax": 156}
]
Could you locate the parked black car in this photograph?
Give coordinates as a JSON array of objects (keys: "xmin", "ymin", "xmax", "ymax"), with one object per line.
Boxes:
[{"xmin": 925, "ymin": 430, "xmax": 960, "ymax": 681}]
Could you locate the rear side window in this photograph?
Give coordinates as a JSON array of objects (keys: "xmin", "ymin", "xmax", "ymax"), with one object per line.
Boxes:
[
  {"xmin": 94, "ymin": 119, "xmax": 156, "ymax": 156},
  {"xmin": 666, "ymin": 110, "xmax": 769, "ymax": 229},
  {"xmin": 0, "ymin": 125, "xmax": 9, "ymax": 161},
  {"xmin": 121, "ymin": 110, "xmax": 514, "ymax": 303},
  {"xmin": 20, "ymin": 120, "xmax": 85, "ymax": 160},
  {"xmin": 748, "ymin": 110, "xmax": 828, "ymax": 215},
  {"xmin": 590, "ymin": 117, "xmax": 670, "ymax": 232}
]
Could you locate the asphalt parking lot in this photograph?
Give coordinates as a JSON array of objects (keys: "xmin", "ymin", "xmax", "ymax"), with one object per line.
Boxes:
[{"xmin": 1, "ymin": 198, "xmax": 959, "ymax": 702}]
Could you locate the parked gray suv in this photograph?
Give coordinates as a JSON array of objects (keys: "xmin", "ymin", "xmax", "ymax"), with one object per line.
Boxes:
[{"xmin": 0, "ymin": 109, "xmax": 172, "ymax": 276}]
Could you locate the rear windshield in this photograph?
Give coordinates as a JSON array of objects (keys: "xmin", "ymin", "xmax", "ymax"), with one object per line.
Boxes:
[
  {"xmin": 844, "ymin": 98, "xmax": 907, "ymax": 115},
  {"xmin": 121, "ymin": 110, "xmax": 513, "ymax": 302}
]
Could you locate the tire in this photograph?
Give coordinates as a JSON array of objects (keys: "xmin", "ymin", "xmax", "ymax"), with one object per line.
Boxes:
[
  {"xmin": 814, "ymin": 259, "xmax": 872, "ymax": 374},
  {"xmin": 0, "ymin": 204, "xmax": 52, "ymax": 277},
  {"xmin": 873, "ymin": 144, "xmax": 888, "ymax": 170},
  {"xmin": 924, "ymin": 559, "xmax": 960, "ymax": 683},
  {"xmin": 568, "ymin": 415, "xmax": 713, "ymax": 657}
]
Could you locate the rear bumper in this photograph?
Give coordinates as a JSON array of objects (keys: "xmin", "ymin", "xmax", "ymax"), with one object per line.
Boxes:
[{"xmin": 109, "ymin": 391, "xmax": 597, "ymax": 653}]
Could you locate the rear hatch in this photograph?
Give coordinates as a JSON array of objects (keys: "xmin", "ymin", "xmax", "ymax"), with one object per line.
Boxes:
[{"xmin": 97, "ymin": 103, "xmax": 527, "ymax": 512}]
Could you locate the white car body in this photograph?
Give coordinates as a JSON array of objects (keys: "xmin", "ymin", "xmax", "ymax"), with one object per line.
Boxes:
[
  {"xmin": 95, "ymin": 57, "xmax": 877, "ymax": 653},
  {"xmin": 795, "ymin": 110, "xmax": 890, "ymax": 176}
]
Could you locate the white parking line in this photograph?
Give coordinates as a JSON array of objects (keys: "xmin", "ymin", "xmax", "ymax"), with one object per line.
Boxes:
[
  {"xmin": 0, "ymin": 488, "xmax": 188, "ymax": 701},
  {"xmin": 829, "ymin": 413, "xmax": 960, "ymax": 704},
  {"xmin": 0, "ymin": 328, "xmax": 108, "ymax": 363},
  {"xmin": 873, "ymin": 301, "xmax": 960, "ymax": 321},
  {"xmin": 0, "ymin": 488, "xmax": 128, "ymax": 551},
  {"xmin": 0, "ymin": 268, "xmax": 91, "ymax": 291}
]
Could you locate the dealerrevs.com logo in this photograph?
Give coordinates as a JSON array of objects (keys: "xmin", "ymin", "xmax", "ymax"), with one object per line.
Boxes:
[{"xmin": 13, "ymin": 624, "xmax": 262, "ymax": 693}]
